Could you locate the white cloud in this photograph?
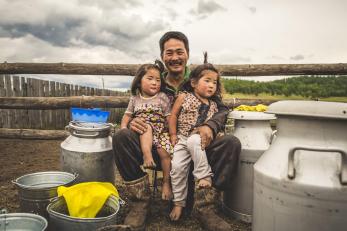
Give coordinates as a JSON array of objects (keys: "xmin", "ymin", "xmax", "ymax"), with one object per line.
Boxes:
[{"xmin": 0, "ymin": 0, "xmax": 347, "ymax": 87}]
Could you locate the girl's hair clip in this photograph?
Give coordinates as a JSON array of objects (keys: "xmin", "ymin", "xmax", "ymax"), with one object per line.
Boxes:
[
  {"xmin": 154, "ymin": 60, "xmax": 165, "ymax": 73},
  {"xmin": 203, "ymin": 51, "xmax": 208, "ymax": 64}
]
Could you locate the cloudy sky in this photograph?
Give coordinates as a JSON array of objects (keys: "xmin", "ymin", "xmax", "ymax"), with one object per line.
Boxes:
[{"xmin": 1, "ymin": 0, "xmax": 346, "ymax": 89}]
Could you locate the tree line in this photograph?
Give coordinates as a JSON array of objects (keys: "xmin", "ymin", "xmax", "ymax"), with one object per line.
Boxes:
[{"xmin": 222, "ymin": 75, "xmax": 347, "ymax": 98}]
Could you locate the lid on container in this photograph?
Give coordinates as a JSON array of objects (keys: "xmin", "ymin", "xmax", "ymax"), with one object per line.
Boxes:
[
  {"xmin": 266, "ymin": 100, "xmax": 347, "ymax": 119},
  {"xmin": 229, "ymin": 111, "xmax": 276, "ymax": 120},
  {"xmin": 68, "ymin": 121, "xmax": 112, "ymax": 132}
]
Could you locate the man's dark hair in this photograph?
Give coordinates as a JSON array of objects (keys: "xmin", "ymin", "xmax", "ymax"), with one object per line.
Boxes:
[
  {"xmin": 130, "ymin": 60, "xmax": 166, "ymax": 95},
  {"xmin": 159, "ymin": 31, "xmax": 189, "ymax": 57}
]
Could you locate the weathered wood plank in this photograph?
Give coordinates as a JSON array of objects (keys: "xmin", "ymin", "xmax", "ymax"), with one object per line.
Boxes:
[
  {"xmin": 20, "ymin": 77, "xmax": 29, "ymax": 129},
  {"xmin": 4, "ymin": 75, "xmax": 12, "ymax": 128},
  {"xmin": 1, "ymin": 62, "xmax": 347, "ymax": 76},
  {"xmin": 0, "ymin": 128, "xmax": 69, "ymax": 140},
  {"xmin": 49, "ymin": 81, "xmax": 56, "ymax": 129},
  {"xmin": 12, "ymin": 76, "xmax": 20, "ymax": 128},
  {"xmin": 0, "ymin": 75, "xmax": 5, "ymax": 97},
  {"xmin": 0, "ymin": 75, "xmax": 5, "ymax": 127},
  {"xmin": 0, "ymin": 63, "xmax": 140, "ymax": 75},
  {"xmin": 0, "ymin": 96, "xmax": 275, "ymax": 109}
]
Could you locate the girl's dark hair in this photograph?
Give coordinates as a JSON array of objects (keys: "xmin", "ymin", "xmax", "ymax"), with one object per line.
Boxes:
[
  {"xmin": 181, "ymin": 52, "xmax": 222, "ymax": 101},
  {"xmin": 130, "ymin": 60, "xmax": 166, "ymax": 96}
]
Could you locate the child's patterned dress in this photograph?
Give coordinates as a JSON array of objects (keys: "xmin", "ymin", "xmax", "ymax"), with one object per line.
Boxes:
[{"xmin": 125, "ymin": 92, "xmax": 173, "ymax": 154}]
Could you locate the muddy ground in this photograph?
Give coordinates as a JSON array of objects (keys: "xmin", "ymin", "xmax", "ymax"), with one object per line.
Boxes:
[{"xmin": 0, "ymin": 138, "xmax": 250, "ymax": 231}]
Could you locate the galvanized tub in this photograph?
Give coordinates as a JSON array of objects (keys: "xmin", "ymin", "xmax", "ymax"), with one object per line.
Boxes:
[
  {"xmin": 0, "ymin": 212, "xmax": 47, "ymax": 231},
  {"xmin": 253, "ymin": 101, "xmax": 347, "ymax": 231},
  {"xmin": 61, "ymin": 121, "xmax": 115, "ymax": 184},
  {"xmin": 12, "ymin": 171, "xmax": 77, "ymax": 219},
  {"xmin": 47, "ymin": 195, "xmax": 120, "ymax": 231},
  {"xmin": 222, "ymin": 111, "xmax": 275, "ymax": 223}
]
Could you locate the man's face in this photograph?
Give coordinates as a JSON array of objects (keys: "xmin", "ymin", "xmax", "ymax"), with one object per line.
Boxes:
[{"xmin": 162, "ymin": 38, "xmax": 189, "ymax": 75}]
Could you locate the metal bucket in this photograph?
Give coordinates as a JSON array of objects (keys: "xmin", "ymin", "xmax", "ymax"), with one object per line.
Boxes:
[
  {"xmin": 12, "ymin": 171, "xmax": 77, "ymax": 219},
  {"xmin": 47, "ymin": 196, "xmax": 120, "ymax": 231},
  {"xmin": 222, "ymin": 111, "xmax": 275, "ymax": 223},
  {"xmin": 0, "ymin": 211, "xmax": 47, "ymax": 231},
  {"xmin": 61, "ymin": 121, "xmax": 115, "ymax": 184}
]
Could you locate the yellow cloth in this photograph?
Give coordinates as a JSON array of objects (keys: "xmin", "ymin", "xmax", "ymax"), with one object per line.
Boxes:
[
  {"xmin": 234, "ymin": 104, "xmax": 268, "ymax": 112},
  {"xmin": 57, "ymin": 182, "xmax": 119, "ymax": 218}
]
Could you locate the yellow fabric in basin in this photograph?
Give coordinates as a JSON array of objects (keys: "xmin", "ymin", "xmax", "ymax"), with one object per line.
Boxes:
[{"xmin": 57, "ymin": 182, "xmax": 119, "ymax": 218}]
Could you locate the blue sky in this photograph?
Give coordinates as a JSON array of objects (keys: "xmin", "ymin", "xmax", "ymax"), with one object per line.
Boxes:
[{"xmin": 1, "ymin": 0, "xmax": 346, "ymax": 90}]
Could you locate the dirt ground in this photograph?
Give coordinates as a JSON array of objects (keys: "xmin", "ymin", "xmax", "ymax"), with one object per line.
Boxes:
[{"xmin": 0, "ymin": 138, "xmax": 251, "ymax": 231}]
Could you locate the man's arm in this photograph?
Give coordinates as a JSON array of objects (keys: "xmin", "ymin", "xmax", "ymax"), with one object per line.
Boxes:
[
  {"xmin": 198, "ymin": 98, "xmax": 228, "ymax": 150},
  {"xmin": 204, "ymin": 98, "xmax": 229, "ymax": 137},
  {"xmin": 120, "ymin": 113, "xmax": 133, "ymax": 129},
  {"xmin": 168, "ymin": 93, "xmax": 185, "ymax": 145}
]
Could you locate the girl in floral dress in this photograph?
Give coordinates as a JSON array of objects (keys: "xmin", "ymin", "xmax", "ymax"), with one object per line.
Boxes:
[{"xmin": 120, "ymin": 60, "xmax": 173, "ymax": 200}]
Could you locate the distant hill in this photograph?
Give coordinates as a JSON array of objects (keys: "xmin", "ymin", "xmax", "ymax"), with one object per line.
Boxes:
[{"xmin": 222, "ymin": 75, "xmax": 347, "ymax": 98}]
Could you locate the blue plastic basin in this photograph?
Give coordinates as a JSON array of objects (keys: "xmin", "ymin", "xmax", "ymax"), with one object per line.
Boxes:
[{"xmin": 71, "ymin": 108, "xmax": 110, "ymax": 123}]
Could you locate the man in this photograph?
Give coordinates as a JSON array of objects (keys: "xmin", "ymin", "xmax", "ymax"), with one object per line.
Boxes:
[{"xmin": 113, "ymin": 31, "xmax": 241, "ymax": 231}]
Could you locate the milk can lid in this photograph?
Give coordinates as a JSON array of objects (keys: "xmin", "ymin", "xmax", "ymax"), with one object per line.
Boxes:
[
  {"xmin": 68, "ymin": 121, "xmax": 112, "ymax": 131},
  {"xmin": 266, "ymin": 100, "xmax": 347, "ymax": 119},
  {"xmin": 229, "ymin": 111, "xmax": 276, "ymax": 120}
]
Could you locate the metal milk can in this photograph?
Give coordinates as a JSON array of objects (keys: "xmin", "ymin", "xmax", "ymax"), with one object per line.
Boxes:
[
  {"xmin": 61, "ymin": 122, "xmax": 115, "ymax": 184},
  {"xmin": 253, "ymin": 101, "xmax": 347, "ymax": 231},
  {"xmin": 222, "ymin": 111, "xmax": 276, "ymax": 223}
]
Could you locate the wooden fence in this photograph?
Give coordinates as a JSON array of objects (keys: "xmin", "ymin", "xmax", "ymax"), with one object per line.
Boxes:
[
  {"xmin": 0, "ymin": 75, "xmax": 129, "ymax": 129},
  {"xmin": 1, "ymin": 62, "xmax": 346, "ymax": 139}
]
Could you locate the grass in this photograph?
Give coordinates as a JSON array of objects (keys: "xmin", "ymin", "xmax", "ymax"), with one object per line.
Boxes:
[{"xmin": 223, "ymin": 93, "xmax": 347, "ymax": 103}]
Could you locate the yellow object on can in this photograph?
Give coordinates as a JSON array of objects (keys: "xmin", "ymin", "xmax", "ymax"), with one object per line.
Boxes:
[{"xmin": 234, "ymin": 104, "xmax": 268, "ymax": 112}]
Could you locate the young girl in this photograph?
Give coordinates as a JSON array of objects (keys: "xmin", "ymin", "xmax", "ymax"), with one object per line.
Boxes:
[
  {"xmin": 168, "ymin": 54, "xmax": 224, "ymax": 220},
  {"xmin": 120, "ymin": 60, "xmax": 173, "ymax": 200}
]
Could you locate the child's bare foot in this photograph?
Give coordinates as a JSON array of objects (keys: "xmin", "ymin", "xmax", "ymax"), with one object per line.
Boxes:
[
  {"xmin": 169, "ymin": 205, "xmax": 183, "ymax": 221},
  {"xmin": 143, "ymin": 155, "xmax": 156, "ymax": 169},
  {"xmin": 161, "ymin": 181, "xmax": 172, "ymax": 200},
  {"xmin": 198, "ymin": 177, "xmax": 212, "ymax": 188}
]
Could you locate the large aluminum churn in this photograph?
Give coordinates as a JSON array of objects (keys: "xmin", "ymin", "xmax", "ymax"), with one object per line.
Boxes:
[
  {"xmin": 222, "ymin": 111, "xmax": 275, "ymax": 223},
  {"xmin": 61, "ymin": 121, "xmax": 115, "ymax": 184},
  {"xmin": 253, "ymin": 100, "xmax": 347, "ymax": 231}
]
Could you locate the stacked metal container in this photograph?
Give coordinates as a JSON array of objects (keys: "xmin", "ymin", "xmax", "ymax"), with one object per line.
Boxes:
[
  {"xmin": 253, "ymin": 101, "xmax": 347, "ymax": 231},
  {"xmin": 223, "ymin": 111, "xmax": 275, "ymax": 223}
]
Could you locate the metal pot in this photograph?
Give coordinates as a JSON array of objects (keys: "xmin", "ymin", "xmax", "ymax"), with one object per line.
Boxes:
[
  {"xmin": 222, "ymin": 111, "xmax": 275, "ymax": 223},
  {"xmin": 47, "ymin": 196, "xmax": 120, "ymax": 231},
  {"xmin": 0, "ymin": 210, "xmax": 47, "ymax": 231},
  {"xmin": 61, "ymin": 122, "xmax": 115, "ymax": 184},
  {"xmin": 12, "ymin": 171, "xmax": 77, "ymax": 219},
  {"xmin": 253, "ymin": 100, "xmax": 347, "ymax": 231}
]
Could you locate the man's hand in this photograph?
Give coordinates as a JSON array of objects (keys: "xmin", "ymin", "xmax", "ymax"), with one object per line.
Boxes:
[
  {"xmin": 129, "ymin": 117, "xmax": 148, "ymax": 134},
  {"xmin": 197, "ymin": 125, "xmax": 213, "ymax": 150}
]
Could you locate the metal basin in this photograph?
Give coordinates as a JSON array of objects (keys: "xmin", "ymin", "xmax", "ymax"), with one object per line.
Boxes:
[
  {"xmin": 0, "ymin": 212, "xmax": 47, "ymax": 231},
  {"xmin": 47, "ymin": 195, "xmax": 120, "ymax": 231},
  {"xmin": 12, "ymin": 171, "xmax": 77, "ymax": 219}
]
